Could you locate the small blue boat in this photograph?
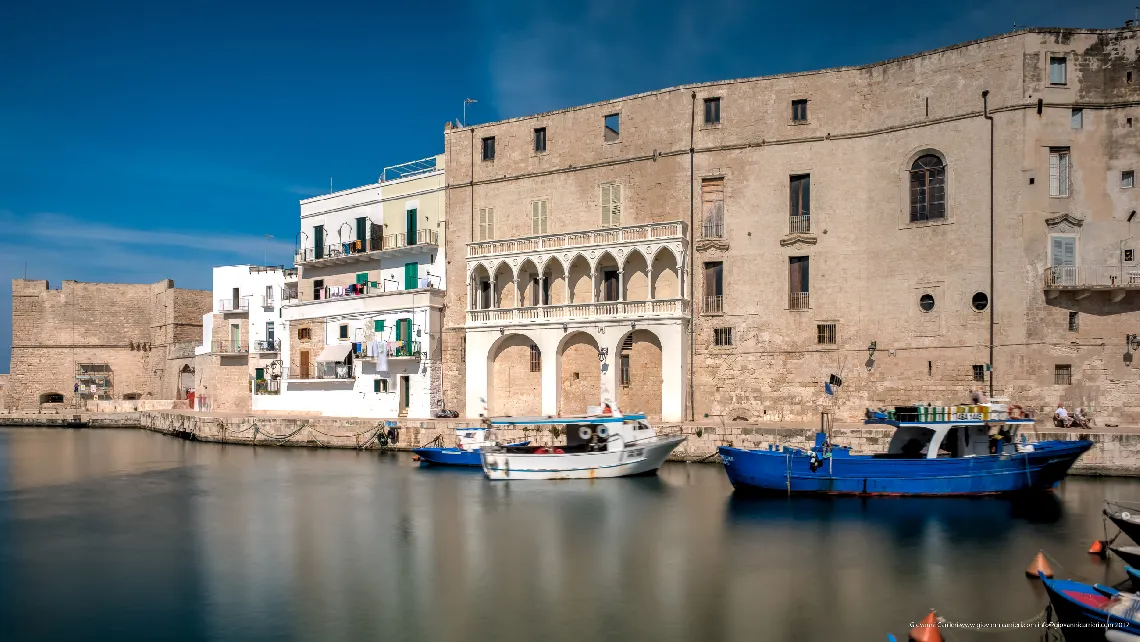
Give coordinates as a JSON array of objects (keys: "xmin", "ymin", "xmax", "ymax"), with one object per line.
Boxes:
[
  {"xmin": 1040, "ymin": 572, "xmax": 1140, "ymax": 639},
  {"xmin": 413, "ymin": 427, "xmax": 529, "ymax": 467},
  {"xmin": 718, "ymin": 402, "xmax": 1092, "ymax": 496},
  {"xmin": 1126, "ymin": 566, "xmax": 1140, "ymax": 588}
]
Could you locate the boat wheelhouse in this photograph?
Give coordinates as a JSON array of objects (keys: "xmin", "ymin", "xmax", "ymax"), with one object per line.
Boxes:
[{"xmin": 479, "ymin": 413, "xmax": 685, "ymax": 480}]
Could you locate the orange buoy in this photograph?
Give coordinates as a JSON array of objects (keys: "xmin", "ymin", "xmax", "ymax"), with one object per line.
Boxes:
[
  {"xmin": 411, "ymin": 455, "xmax": 420, "ymax": 462},
  {"xmin": 1089, "ymin": 540, "xmax": 1107, "ymax": 556},
  {"xmin": 1026, "ymin": 550, "xmax": 1054, "ymax": 578},
  {"xmin": 908, "ymin": 610, "xmax": 942, "ymax": 642}
]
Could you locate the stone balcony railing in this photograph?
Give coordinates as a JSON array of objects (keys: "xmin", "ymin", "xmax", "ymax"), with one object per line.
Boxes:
[
  {"xmin": 467, "ymin": 221, "xmax": 686, "ymax": 258},
  {"xmin": 1044, "ymin": 265, "xmax": 1140, "ymax": 300},
  {"xmin": 466, "ymin": 298, "xmax": 689, "ymax": 326}
]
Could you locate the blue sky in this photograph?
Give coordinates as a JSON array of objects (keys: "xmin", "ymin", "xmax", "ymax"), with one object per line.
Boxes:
[{"xmin": 0, "ymin": 0, "xmax": 1131, "ymax": 371}]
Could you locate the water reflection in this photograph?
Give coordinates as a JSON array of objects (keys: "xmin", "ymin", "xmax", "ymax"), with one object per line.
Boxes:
[{"xmin": 1, "ymin": 428, "xmax": 1138, "ymax": 642}]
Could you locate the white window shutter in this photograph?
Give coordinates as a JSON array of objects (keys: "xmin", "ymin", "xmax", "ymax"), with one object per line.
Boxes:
[
  {"xmin": 601, "ymin": 185, "xmax": 612, "ymax": 226},
  {"xmin": 540, "ymin": 200, "xmax": 548, "ymax": 233},
  {"xmin": 1059, "ymin": 153, "xmax": 1070, "ymax": 197},
  {"xmin": 609, "ymin": 184, "xmax": 622, "ymax": 226},
  {"xmin": 487, "ymin": 207, "xmax": 494, "ymax": 240},
  {"xmin": 531, "ymin": 201, "xmax": 540, "ymax": 234},
  {"xmin": 1049, "ymin": 154, "xmax": 1060, "ymax": 196}
]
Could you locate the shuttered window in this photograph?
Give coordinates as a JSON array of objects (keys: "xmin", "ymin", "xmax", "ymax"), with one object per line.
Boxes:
[
  {"xmin": 1049, "ymin": 148, "xmax": 1071, "ymax": 197},
  {"xmin": 531, "ymin": 200, "xmax": 548, "ymax": 234},
  {"xmin": 601, "ymin": 184, "xmax": 622, "ymax": 227},
  {"xmin": 701, "ymin": 178, "xmax": 724, "ymax": 238},
  {"xmin": 1051, "ymin": 236, "xmax": 1076, "ymax": 267},
  {"xmin": 478, "ymin": 207, "xmax": 495, "ymax": 241},
  {"xmin": 404, "ymin": 262, "xmax": 419, "ymax": 290}
]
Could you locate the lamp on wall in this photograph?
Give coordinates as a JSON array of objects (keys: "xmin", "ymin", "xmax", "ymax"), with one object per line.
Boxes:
[
  {"xmin": 562, "ymin": 322, "xmax": 568, "ymax": 333},
  {"xmin": 1128, "ymin": 334, "xmax": 1140, "ymax": 352},
  {"xmin": 598, "ymin": 347, "xmax": 609, "ymax": 363}
]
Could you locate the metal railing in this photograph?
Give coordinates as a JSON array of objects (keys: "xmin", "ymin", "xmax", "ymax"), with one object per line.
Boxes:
[
  {"xmin": 357, "ymin": 341, "xmax": 423, "ymax": 359},
  {"xmin": 703, "ymin": 295, "xmax": 724, "ymax": 314},
  {"xmin": 1044, "ymin": 265, "xmax": 1140, "ymax": 288},
  {"xmin": 260, "ymin": 295, "xmax": 275, "ymax": 308},
  {"xmin": 285, "ymin": 362, "xmax": 353, "ymax": 381},
  {"xmin": 789, "ymin": 215, "xmax": 811, "ymax": 234},
  {"xmin": 467, "ymin": 298, "xmax": 690, "ymax": 324},
  {"xmin": 700, "ymin": 221, "xmax": 724, "ymax": 239},
  {"xmin": 254, "ymin": 379, "xmax": 280, "ymax": 395},
  {"xmin": 212, "ymin": 340, "xmax": 249, "ymax": 354},
  {"xmin": 295, "ymin": 229, "xmax": 439, "ymax": 264},
  {"xmin": 382, "ymin": 155, "xmax": 439, "ymax": 183},
  {"xmin": 468, "ymin": 221, "xmax": 687, "ymax": 257},
  {"xmin": 281, "ymin": 286, "xmax": 299, "ymax": 301},
  {"xmin": 252, "ymin": 339, "xmax": 280, "ymax": 352},
  {"xmin": 218, "ymin": 298, "xmax": 249, "ymax": 312},
  {"xmin": 789, "ymin": 292, "xmax": 810, "ymax": 310}
]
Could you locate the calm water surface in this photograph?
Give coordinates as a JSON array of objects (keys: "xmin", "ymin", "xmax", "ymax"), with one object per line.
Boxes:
[{"xmin": 1, "ymin": 427, "xmax": 1137, "ymax": 641}]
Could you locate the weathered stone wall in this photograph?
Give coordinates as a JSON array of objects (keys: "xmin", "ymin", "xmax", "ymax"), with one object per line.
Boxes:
[
  {"xmin": 559, "ymin": 333, "xmax": 601, "ymax": 415},
  {"xmin": 193, "ymin": 354, "xmax": 251, "ymax": 412},
  {"xmin": 618, "ymin": 330, "xmax": 663, "ymax": 419},
  {"xmin": 9, "ymin": 279, "xmax": 211, "ymax": 409},
  {"xmin": 489, "ymin": 335, "xmax": 541, "ymax": 416},
  {"xmin": 443, "ymin": 28, "xmax": 1140, "ymax": 423}
]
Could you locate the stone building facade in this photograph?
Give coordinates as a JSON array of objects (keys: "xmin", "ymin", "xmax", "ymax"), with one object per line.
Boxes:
[
  {"xmin": 8, "ymin": 279, "xmax": 211, "ymax": 409},
  {"xmin": 443, "ymin": 27, "xmax": 1140, "ymax": 424}
]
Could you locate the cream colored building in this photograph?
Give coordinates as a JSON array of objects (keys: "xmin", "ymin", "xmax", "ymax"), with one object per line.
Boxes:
[{"xmin": 442, "ymin": 27, "xmax": 1140, "ymax": 424}]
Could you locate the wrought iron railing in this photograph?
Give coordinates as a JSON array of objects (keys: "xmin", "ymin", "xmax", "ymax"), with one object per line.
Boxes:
[
  {"xmin": 212, "ymin": 340, "xmax": 249, "ymax": 354},
  {"xmin": 218, "ymin": 298, "xmax": 249, "ymax": 312},
  {"xmin": 789, "ymin": 292, "xmax": 810, "ymax": 310},
  {"xmin": 252, "ymin": 339, "xmax": 280, "ymax": 352},
  {"xmin": 703, "ymin": 295, "xmax": 724, "ymax": 314},
  {"xmin": 789, "ymin": 215, "xmax": 811, "ymax": 234},
  {"xmin": 254, "ymin": 379, "xmax": 280, "ymax": 395},
  {"xmin": 701, "ymin": 221, "xmax": 724, "ymax": 239},
  {"xmin": 1044, "ymin": 265, "xmax": 1140, "ymax": 288}
]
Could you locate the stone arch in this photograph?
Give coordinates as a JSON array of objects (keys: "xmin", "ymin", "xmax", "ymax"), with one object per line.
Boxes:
[
  {"xmin": 595, "ymin": 251, "xmax": 621, "ymax": 302},
  {"xmin": 622, "ymin": 248, "xmax": 650, "ymax": 302},
  {"xmin": 558, "ymin": 331, "xmax": 601, "ymax": 416},
  {"xmin": 567, "ymin": 254, "xmax": 592, "ymax": 304},
  {"xmin": 39, "ymin": 392, "xmax": 64, "ymax": 404},
  {"xmin": 470, "ymin": 263, "xmax": 492, "ymax": 309},
  {"xmin": 651, "ymin": 247, "xmax": 679, "ymax": 300},
  {"xmin": 491, "ymin": 260, "xmax": 515, "ymax": 308},
  {"xmin": 517, "ymin": 258, "xmax": 540, "ymax": 307},
  {"xmin": 542, "ymin": 255, "xmax": 567, "ymax": 305},
  {"xmin": 614, "ymin": 329, "xmax": 663, "ymax": 419},
  {"xmin": 487, "ymin": 333, "xmax": 542, "ymax": 416}
]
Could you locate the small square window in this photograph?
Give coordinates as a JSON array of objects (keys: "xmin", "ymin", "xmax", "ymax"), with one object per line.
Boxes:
[
  {"xmin": 534, "ymin": 127, "xmax": 547, "ymax": 153},
  {"xmin": 972, "ymin": 365, "xmax": 986, "ymax": 382},
  {"xmin": 703, "ymin": 97, "xmax": 721, "ymax": 125},
  {"xmin": 338, "ymin": 324, "xmax": 349, "ymax": 339},
  {"xmin": 792, "ymin": 99, "xmax": 808, "ymax": 123},
  {"xmin": 1049, "ymin": 56, "xmax": 1067, "ymax": 85},
  {"xmin": 1068, "ymin": 311, "xmax": 1079, "ymax": 332},
  {"xmin": 481, "ymin": 136, "xmax": 496, "ymax": 161},
  {"xmin": 714, "ymin": 327, "xmax": 733, "ymax": 346},
  {"xmin": 529, "ymin": 344, "xmax": 541, "ymax": 372},
  {"xmin": 816, "ymin": 323, "xmax": 836, "ymax": 345},
  {"xmin": 1071, "ymin": 108, "xmax": 1083, "ymax": 129},
  {"xmin": 1055, "ymin": 364, "xmax": 1072, "ymax": 385},
  {"xmin": 298, "ymin": 327, "xmax": 311, "ymax": 340},
  {"xmin": 604, "ymin": 113, "xmax": 620, "ymax": 142},
  {"xmin": 1128, "ymin": 71, "xmax": 1133, "ymax": 83},
  {"xmin": 1129, "ymin": 118, "xmax": 1134, "ymax": 128},
  {"xmin": 374, "ymin": 378, "xmax": 388, "ymax": 393},
  {"xmin": 1123, "ymin": 170, "xmax": 1135, "ymax": 189}
]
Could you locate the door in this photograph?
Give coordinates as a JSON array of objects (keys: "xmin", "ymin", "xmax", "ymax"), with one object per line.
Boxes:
[
  {"xmin": 404, "ymin": 262, "xmax": 419, "ymax": 290},
  {"xmin": 313, "ymin": 225, "xmax": 324, "ymax": 259},
  {"xmin": 406, "ymin": 208, "xmax": 418, "ymax": 245},
  {"xmin": 230, "ymin": 324, "xmax": 240, "ymax": 351},
  {"xmin": 232, "ymin": 287, "xmax": 240, "ymax": 310},
  {"xmin": 479, "ymin": 280, "xmax": 492, "ymax": 309},
  {"xmin": 266, "ymin": 321, "xmax": 275, "ymax": 344},
  {"xmin": 299, "ymin": 350, "xmax": 310, "ymax": 379},
  {"xmin": 395, "ymin": 318, "xmax": 412, "ymax": 355},
  {"xmin": 603, "ymin": 270, "xmax": 619, "ymax": 301},
  {"xmin": 255, "ymin": 367, "xmax": 265, "ymax": 381},
  {"xmin": 1051, "ymin": 235, "xmax": 1077, "ymax": 286},
  {"xmin": 399, "ymin": 375, "xmax": 411, "ymax": 416}
]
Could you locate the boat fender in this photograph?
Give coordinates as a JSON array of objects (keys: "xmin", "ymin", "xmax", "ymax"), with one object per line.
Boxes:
[
  {"xmin": 553, "ymin": 448, "xmax": 565, "ymax": 454},
  {"xmin": 596, "ymin": 426, "xmax": 609, "ymax": 438},
  {"xmin": 1125, "ymin": 511, "xmax": 1133, "ymax": 521},
  {"xmin": 535, "ymin": 447, "xmax": 548, "ymax": 455},
  {"xmin": 578, "ymin": 426, "xmax": 593, "ymax": 440},
  {"xmin": 809, "ymin": 452, "xmax": 820, "ymax": 472}
]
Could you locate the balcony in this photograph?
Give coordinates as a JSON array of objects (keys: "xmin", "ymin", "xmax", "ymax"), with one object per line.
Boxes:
[
  {"xmin": 295, "ymin": 229, "xmax": 439, "ymax": 267},
  {"xmin": 789, "ymin": 292, "xmax": 810, "ymax": 310},
  {"xmin": 261, "ymin": 295, "xmax": 275, "ymax": 309},
  {"xmin": 703, "ymin": 295, "xmax": 724, "ymax": 315},
  {"xmin": 789, "ymin": 215, "xmax": 811, "ymax": 234},
  {"xmin": 212, "ymin": 340, "xmax": 249, "ymax": 355},
  {"xmin": 281, "ymin": 285, "xmax": 299, "ymax": 302},
  {"xmin": 1044, "ymin": 265, "xmax": 1140, "ymax": 300},
  {"xmin": 700, "ymin": 221, "xmax": 724, "ymax": 239},
  {"xmin": 282, "ymin": 287, "xmax": 445, "ymax": 322},
  {"xmin": 286, "ymin": 362, "xmax": 353, "ymax": 381},
  {"xmin": 466, "ymin": 298, "xmax": 690, "ymax": 326},
  {"xmin": 252, "ymin": 339, "xmax": 280, "ymax": 353},
  {"xmin": 218, "ymin": 298, "xmax": 249, "ymax": 313},
  {"xmin": 254, "ymin": 379, "xmax": 281, "ymax": 395},
  {"xmin": 468, "ymin": 221, "xmax": 686, "ymax": 258},
  {"xmin": 355, "ymin": 341, "xmax": 422, "ymax": 360}
]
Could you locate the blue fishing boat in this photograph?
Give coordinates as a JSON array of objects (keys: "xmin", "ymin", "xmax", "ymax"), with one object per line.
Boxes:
[
  {"xmin": 413, "ymin": 427, "xmax": 529, "ymax": 467},
  {"xmin": 717, "ymin": 402, "xmax": 1092, "ymax": 496},
  {"xmin": 1040, "ymin": 573, "xmax": 1140, "ymax": 640},
  {"xmin": 1126, "ymin": 566, "xmax": 1140, "ymax": 588}
]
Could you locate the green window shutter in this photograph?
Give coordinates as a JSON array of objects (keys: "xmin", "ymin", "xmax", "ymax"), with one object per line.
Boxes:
[
  {"xmin": 356, "ymin": 272, "xmax": 368, "ymax": 284},
  {"xmin": 255, "ymin": 368, "xmax": 265, "ymax": 381},
  {"xmin": 395, "ymin": 319, "xmax": 406, "ymax": 341},
  {"xmin": 404, "ymin": 262, "xmax": 418, "ymax": 289},
  {"xmin": 374, "ymin": 319, "xmax": 384, "ymax": 332}
]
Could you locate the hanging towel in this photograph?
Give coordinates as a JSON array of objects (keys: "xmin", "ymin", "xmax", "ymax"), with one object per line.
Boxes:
[{"xmin": 377, "ymin": 341, "xmax": 389, "ymax": 373}]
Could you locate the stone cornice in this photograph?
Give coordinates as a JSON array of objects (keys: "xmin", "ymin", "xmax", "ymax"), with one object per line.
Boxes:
[{"xmin": 779, "ymin": 233, "xmax": 818, "ymax": 247}]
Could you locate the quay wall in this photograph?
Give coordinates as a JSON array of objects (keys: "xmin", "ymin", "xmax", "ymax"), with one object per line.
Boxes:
[{"xmin": 1, "ymin": 411, "xmax": 1134, "ymax": 477}]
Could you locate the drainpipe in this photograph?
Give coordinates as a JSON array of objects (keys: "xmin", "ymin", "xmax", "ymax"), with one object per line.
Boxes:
[
  {"xmin": 983, "ymin": 90, "xmax": 994, "ymax": 398},
  {"xmin": 689, "ymin": 91, "xmax": 696, "ymax": 421}
]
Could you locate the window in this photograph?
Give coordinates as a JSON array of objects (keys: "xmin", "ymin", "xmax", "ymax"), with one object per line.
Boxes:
[
  {"xmin": 1123, "ymin": 170, "xmax": 1135, "ymax": 189},
  {"xmin": 1055, "ymin": 364, "xmax": 1072, "ymax": 385},
  {"xmin": 701, "ymin": 177, "xmax": 724, "ymax": 238},
  {"xmin": 604, "ymin": 113, "xmax": 620, "ymax": 142},
  {"xmin": 298, "ymin": 327, "xmax": 312, "ymax": 340},
  {"xmin": 1130, "ymin": 118, "xmax": 1135, "ymax": 129},
  {"xmin": 620, "ymin": 353, "xmax": 631, "ymax": 387},
  {"xmin": 356, "ymin": 216, "xmax": 367, "ymax": 243},
  {"xmin": 374, "ymin": 319, "xmax": 385, "ymax": 332},
  {"xmin": 972, "ymin": 292, "xmax": 989, "ymax": 311},
  {"xmin": 714, "ymin": 327, "xmax": 734, "ymax": 346},
  {"xmin": 477, "ymin": 207, "xmax": 495, "ymax": 241},
  {"xmin": 1068, "ymin": 311, "xmax": 1080, "ymax": 332},
  {"xmin": 313, "ymin": 279, "xmax": 324, "ymax": 301},
  {"xmin": 792, "ymin": 99, "xmax": 808, "ymax": 123},
  {"xmin": 404, "ymin": 262, "xmax": 419, "ymax": 290},
  {"xmin": 1129, "ymin": 71, "xmax": 1134, "ymax": 83},
  {"xmin": 600, "ymin": 183, "xmax": 622, "ymax": 227},
  {"xmin": 481, "ymin": 136, "xmax": 495, "ymax": 161},
  {"xmin": 534, "ymin": 127, "xmax": 547, "ymax": 153},
  {"xmin": 374, "ymin": 378, "xmax": 388, "ymax": 393},
  {"xmin": 972, "ymin": 365, "xmax": 986, "ymax": 382},
  {"xmin": 703, "ymin": 97, "xmax": 721, "ymax": 125},
  {"xmin": 704, "ymin": 261, "xmax": 724, "ymax": 313},
  {"xmin": 406, "ymin": 208, "xmax": 418, "ymax": 244},
  {"xmin": 789, "ymin": 256, "xmax": 809, "ymax": 310},
  {"xmin": 790, "ymin": 174, "xmax": 810, "ymax": 233},
  {"xmin": 529, "ymin": 345, "xmax": 541, "ymax": 372},
  {"xmin": 1071, "ymin": 108, "xmax": 1083, "ymax": 129},
  {"xmin": 531, "ymin": 199, "xmax": 548, "ymax": 234},
  {"xmin": 265, "ymin": 284, "xmax": 274, "ymax": 304},
  {"xmin": 479, "ymin": 280, "xmax": 491, "ymax": 309},
  {"xmin": 339, "ymin": 324, "xmax": 349, "ymax": 340},
  {"xmin": 816, "ymin": 323, "xmax": 836, "ymax": 345},
  {"xmin": 602, "ymin": 270, "xmax": 619, "ymax": 302},
  {"xmin": 919, "ymin": 293, "xmax": 935, "ymax": 312},
  {"xmin": 266, "ymin": 321, "xmax": 275, "ymax": 343},
  {"xmin": 1049, "ymin": 148, "xmax": 1071, "ymax": 197},
  {"xmin": 909, "ymin": 154, "xmax": 946, "ymax": 221},
  {"xmin": 1049, "ymin": 56, "xmax": 1067, "ymax": 84},
  {"xmin": 313, "ymin": 225, "xmax": 324, "ymax": 259}
]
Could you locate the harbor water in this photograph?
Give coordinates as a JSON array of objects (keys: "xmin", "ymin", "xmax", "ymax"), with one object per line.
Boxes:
[{"xmin": 1, "ymin": 426, "xmax": 1138, "ymax": 641}]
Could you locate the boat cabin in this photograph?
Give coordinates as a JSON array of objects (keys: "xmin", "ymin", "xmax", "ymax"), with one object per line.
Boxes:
[
  {"xmin": 487, "ymin": 414, "xmax": 655, "ymax": 454},
  {"xmin": 882, "ymin": 422, "xmax": 1023, "ymax": 459}
]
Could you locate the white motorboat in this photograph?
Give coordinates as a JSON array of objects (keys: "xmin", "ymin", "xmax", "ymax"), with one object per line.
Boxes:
[{"xmin": 479, "ymin": 413, "xmax": 685, "ymax": 480}]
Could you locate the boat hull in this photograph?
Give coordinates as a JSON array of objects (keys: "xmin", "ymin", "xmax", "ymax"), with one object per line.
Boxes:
[
  {"xmin": 717, "ymin": 440, "xmax": 1093, "ymax": 496},
  {"xmin": 414, "ymin": 441, "xmax": 530, "ymax": 467},
  {"xmin": 1041, "ymin": 576, "xmax": 1140, "ymax": 641},
  {"xmin": 1107, "ymin": 510, "xmax": 1140, "ymax": 543},
  {"xmin": 481, "ymin": 436, "xmax": 685, "ymax": 480}
]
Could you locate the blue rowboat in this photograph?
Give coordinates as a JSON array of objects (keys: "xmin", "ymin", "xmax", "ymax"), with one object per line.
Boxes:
[
  {"xmin": 1040, "ymin": 573, "xmax": 1140, "ymax": 639},
  {"xmin": 717, "ymin": 405, "xmax": 1092, "ymax": 496},
  {"xmin": 1126, "ymin": 566, "xmax": 1140, "ymax": 588},
  {"xmin": 413, "ymin": 427, "xmax": 529, "ymax": 467}
]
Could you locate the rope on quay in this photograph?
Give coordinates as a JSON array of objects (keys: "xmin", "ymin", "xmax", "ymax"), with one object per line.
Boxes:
[{"xmin": 691, "ymin": 450, "xmax": 721, "ymax": 463}]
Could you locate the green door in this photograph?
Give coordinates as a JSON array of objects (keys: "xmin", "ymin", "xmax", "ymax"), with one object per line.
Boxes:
[
  {"xmin": 313, "ymin": 225, "xmax": 324, "ymax": 259},
  {"xmin": 255, "ymin": 368, "xmax": 265, "ymax": 381},
  {"xmin": 404, "ymin": 262, "xmax": 418, "ymax": 290},
  {"xmin": 406, "ymin": 208, "xmax": 418, "ymax": 244}
]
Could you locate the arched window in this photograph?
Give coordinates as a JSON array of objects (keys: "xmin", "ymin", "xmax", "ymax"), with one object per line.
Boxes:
[{"xmin": 909, "ymin": 154, "xmax": 946, "ymax": 222}]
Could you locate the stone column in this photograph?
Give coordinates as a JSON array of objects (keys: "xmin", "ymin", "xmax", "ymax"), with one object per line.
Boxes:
[
  {"xmin": 590, "ymin": 272, "xmax": 597, "ymax": 303},
  {"xmin": 618, "ymin": 269, "xmax": 625, "ymax": 301},
  {"xmin": 513, "ymin": 278, "xmax": 520, "ymax": 308}
]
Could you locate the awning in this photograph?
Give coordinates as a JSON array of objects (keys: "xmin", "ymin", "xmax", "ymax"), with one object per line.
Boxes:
[{"xmin": 316, "ymin": 342, "xmax": 353, "ymax": 363}]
